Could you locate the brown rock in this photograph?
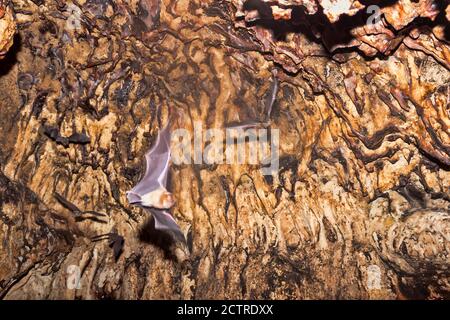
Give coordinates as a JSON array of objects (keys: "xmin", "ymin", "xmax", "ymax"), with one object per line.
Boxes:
[{"xmin": 0, "ymin": 2, "xmax": 15, "ymax": 59}]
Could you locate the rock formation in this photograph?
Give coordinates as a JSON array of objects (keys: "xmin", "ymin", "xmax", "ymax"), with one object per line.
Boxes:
[{"xmin": 0, "ymin": 0, "xmax": 15, "ymax": 59}]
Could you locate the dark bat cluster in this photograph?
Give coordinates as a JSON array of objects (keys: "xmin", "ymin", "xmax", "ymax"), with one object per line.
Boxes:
[
  {"xmin": 43, "ymin": 125, "xmax": 91, "ymax": 147},
  {"xmin": 54, "ymin": 192, "xmax": 125, "ymax": 260}
]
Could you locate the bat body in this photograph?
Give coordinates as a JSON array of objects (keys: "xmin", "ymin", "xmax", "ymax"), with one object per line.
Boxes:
[{"xmin": 127, "ymin": 122, "xmax": 184, "ymax": 242}]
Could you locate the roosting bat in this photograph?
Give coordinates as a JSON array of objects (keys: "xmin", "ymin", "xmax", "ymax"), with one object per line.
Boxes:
[
  {"xmin": 262, "ymin": 72, "xmax": 279, "ymax": 122},
  {"xmin": 226, "ymin": 73, "xmax": 279, "ymax": 130},
  {"xmin": 127, "ymin": 122, "xmax": 184, "ymax": 242},
  {"xmin": 54, "ymin": 192, "xmax": 107, "ymax": 223},
  {"xmin": 92, "ymin": 230, "xmax": 125, "ymax": 261}
]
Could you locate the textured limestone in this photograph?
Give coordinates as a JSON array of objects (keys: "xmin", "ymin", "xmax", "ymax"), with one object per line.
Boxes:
[
  {"xmin": 0, "ymin": 1, "xmax": 15, "ymax": 59},
  {"xmin": 233, "ymin": 0, "xmax": 448, "ymax": 59}
]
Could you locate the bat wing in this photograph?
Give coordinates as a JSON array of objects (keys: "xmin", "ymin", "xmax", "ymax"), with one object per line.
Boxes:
[
  {"xmin": 149, "ymin": 208, "xmax": 185, "ymax": 243},
  {"xmin": 263, "ymin": 75, "xmax": 278, "ymax": 121},
  {"xmin": 127, "ymin": 123, "xmax": 171, "ymax": 199}
]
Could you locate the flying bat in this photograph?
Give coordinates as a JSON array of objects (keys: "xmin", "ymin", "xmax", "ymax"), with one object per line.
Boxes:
[
  {"xmin": 127, "ymin": 123, "xmax": 175, "ymax": 209},
  {"xmin": 127, "ymin": 122, "xmax": 184, "ymax": 242}
]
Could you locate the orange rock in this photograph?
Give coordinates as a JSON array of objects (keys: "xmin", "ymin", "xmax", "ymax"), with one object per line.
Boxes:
[{"xmin": 0, "ymin": 4, "xmax": 15, "ymax": 59}]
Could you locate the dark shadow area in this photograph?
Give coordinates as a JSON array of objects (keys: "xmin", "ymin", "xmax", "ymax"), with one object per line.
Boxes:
[
  {"xmin": 138, "ymin": 215, "xmax": 178, "ymax": 261},
  {"xmin": 433, "ymin": 0, "xmax": 450, "ymax": 39},
  {"xmin": 242, "ymin": 0, "xmax": 399, "ymax": 41},
  {"xmin": 0, "ymin": 33, "xmax": 21, "ymax": 77},
  {"xmin": 75, "ymin": 216, "xmax": 108, "ymax": 224},
  {"xmin": 240, "ymin": 0, "xmax": 449, "ymax": 56},
  {"xmin": 92, "ymin": 230, "xmax": 125, "ymax": 261}
]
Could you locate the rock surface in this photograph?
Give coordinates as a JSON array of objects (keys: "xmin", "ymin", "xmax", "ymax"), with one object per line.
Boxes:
[
  {"xmin": 0, "ymin": 0, "xmax": 448, "ymax": 299},
  {"xmin": 0, "ymin": 1, "xmax": 15, "ymax": 59}
]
